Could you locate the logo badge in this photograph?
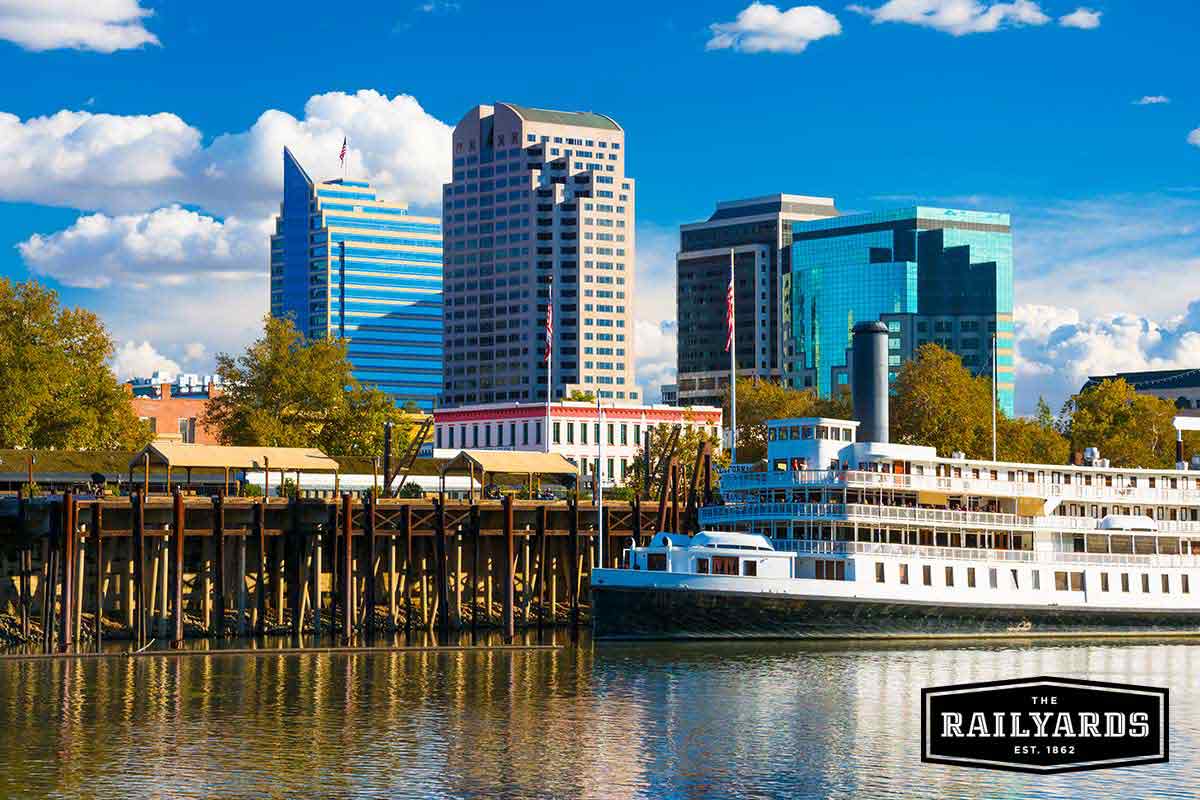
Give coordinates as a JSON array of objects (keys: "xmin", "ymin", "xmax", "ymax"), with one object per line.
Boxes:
[{"xmin": 922, "ymin": 676, "xmax": 1168, "ymax": 774}]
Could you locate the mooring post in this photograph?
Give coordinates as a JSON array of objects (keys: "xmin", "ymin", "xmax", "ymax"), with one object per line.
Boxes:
[
  {"xmin": 340, "ymin": 492, "xmax": 353, "ymax": 644},
  {"xmin": 568, "ymin": 496, "xmax": 580, "ymax": 632},
  {"xmin": 365, "ymin": 492, "xmax": 377, "ymax": 643},
  {"xmin": 40, "ymin": 533, "xmax": 52, "ymax": 654},
  {"xmin": 254, "ymin": 501, "xmax": 266, "ymax": 636},
  {"xmin": 212, "ymin": 492, "xmax": 225, "ymax": 638},
  {"xmin": 469, "ymin": 504, "xmax": 480, "ymax": 635},
  {"xmin": 59, "ymin": 490, "xmax": 75, "ymax": 653},
  {"xmin": 402, "ymin": 503, "xmax": 413, "ymax": 639},
  {"xmin": 535, "ymin": 505, "xmax": 547, "ymax": 635},
  {"xmin": 132, "ymin": 490, "xmax": 146, "ymax": 649},
  {"xmin": 17, "ymin": 486, "xmax": 28, "ymax": 640},
  {"xmin": 93, "ymin": 502, "xmax": 105, "ymax": 652},
  {"xmin": 502, "ymin": 494, "xmax": 515, "ymax": 642},
  {"xmin": 312, "ymin": 520, "xmax": 323, "ymax": 640},
  {"xmin": 289, "ymin": 496, "xmax": 303, "ymax": 641},
  {"xmin": 434, "ymin": 495, "xmax": 450, "ymax": 638},
  {"xmin": 172, "ymin": 490, "xmax": 185, "ymax": 647}
]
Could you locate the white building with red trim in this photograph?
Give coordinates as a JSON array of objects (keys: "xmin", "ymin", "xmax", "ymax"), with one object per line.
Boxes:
[{"xmin": 433, "ymin": 400, "xmax": 722, "ymax": 486}]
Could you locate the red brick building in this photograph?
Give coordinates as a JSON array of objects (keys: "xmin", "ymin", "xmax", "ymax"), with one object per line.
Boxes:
[{"xmin": 126, "ymin": 373, "xmax": 222, "ymax": 445}]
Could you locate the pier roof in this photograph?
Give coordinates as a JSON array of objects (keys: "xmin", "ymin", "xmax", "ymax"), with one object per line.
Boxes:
[
  {"xmin": 440, "ymin": 450, "xmax": 579, "ymax": 478},
  {"xmin": 130, "ymin": 443, "xmax": 340, "ymax": 473}
]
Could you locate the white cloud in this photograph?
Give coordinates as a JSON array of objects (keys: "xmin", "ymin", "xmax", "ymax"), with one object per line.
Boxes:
[
  {"xmin": 0, "ymin": 89, "xmax": 452, "ymax": 218},
  {"xmin": 111, "ymin": 340, "xmax": 181, "ymax": 380},
  {"xmin": 1189, "ymin": 128, "xmax": 1200, "ymax": 147},
  {"xmin": 849, "ymin": 0, "xmax": 1050, "ymax": 35},
  {"xmin": 0, "ymin": 0, "xmax": 159, "ymax": 53},
  {"xmin": 707, "ymin": 3, "xmax": 841, "ymax": 53},
  {"xmin": 17, "ymin": 205, "xmax": 267, "ymax": 289},
  {"xmin": 1014, "ymin": 301, "xmax": 1200, "ymax": 412},
  {"xmin": 633, "ymin": 224, "xmax": 679, "ymax": 401},
  {"xmin": 417, "ymin": 0, "xmax": 461, "ymax": 12},
  {"xmin": 183, "ymin": 342, "xmax": 207, "ymax": 362},
  {"xmin": 1058, "ymin": 7, "xmax": 1100, "ymax": 29},
  {"xmin": 1133, "ymin": 95, "xmax": 1170, "ymax": 105}
]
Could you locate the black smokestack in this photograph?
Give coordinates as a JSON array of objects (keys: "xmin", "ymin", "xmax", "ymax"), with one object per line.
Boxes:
[{"xmin": 852, "ymin": 321, "xmax": 890, "ymax": 444}]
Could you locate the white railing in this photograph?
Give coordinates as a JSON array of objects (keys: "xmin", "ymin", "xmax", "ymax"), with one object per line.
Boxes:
[
  {"xmin": 718, "ymin": 468, "xmax": 1200, "ymax": 506},
  {"xmin": 769, "ymin": 538, "xmax": 1200, "ymax": 568},
  {"xmin": 699, "ymin": 502, "xmax": 1033, "ymax": 529}
]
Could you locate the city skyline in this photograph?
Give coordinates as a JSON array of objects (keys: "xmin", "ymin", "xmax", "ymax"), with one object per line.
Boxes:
[{"xmin": 0, "ymin": 1, "xmax": 1198, "ymax": 416}]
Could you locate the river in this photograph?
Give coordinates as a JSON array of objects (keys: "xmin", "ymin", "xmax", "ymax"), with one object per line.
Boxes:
[{"xmin": 0, "ymin": 635, "xmax": 1195, "ymax": 798}]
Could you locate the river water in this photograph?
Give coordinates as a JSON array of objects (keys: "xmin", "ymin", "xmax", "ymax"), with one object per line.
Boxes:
[{"xmin": 0, "ymin": 635, "xmax": 1195, "ymax": 799}]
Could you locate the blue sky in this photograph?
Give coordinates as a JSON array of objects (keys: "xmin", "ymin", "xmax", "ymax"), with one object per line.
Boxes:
[{"xmin": 1, "ymin": 0, "xmax": 1197, "ymax": 414}]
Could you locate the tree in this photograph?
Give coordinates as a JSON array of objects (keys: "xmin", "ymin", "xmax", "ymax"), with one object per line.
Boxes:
[
  {"xmin": 997, "ymin": 416, "xmax": 1070, "ymax": 465},
  {"xmin": 565, "ymin": 389, "xmax": 595, "ymax": 402},
  {"xmin": 623, "ymin": 417, "xmax": 728, "ymax": 499},
  {"xmin": 203, "ymin": 316, "xmax": 418, "ymax": 456},
  {"xmin": 890, "ymin": 344, "xmax": 996, "ymax": 458},
  {"xmin": 725, "ymin": 378, "xmax": 851, "ymax": 463},
  {"xmin": 0, "ymin": 278, "xmax": 151, "ymax": 450},
  {"xmin": 1059, "ymin": 379, "xmax": 1179, "ymax": 468}
]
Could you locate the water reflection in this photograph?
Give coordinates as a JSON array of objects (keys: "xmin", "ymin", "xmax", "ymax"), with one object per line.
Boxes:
[{"xmin": 0, "ymin": 639, "xmax": 1196, "ymax": 798}]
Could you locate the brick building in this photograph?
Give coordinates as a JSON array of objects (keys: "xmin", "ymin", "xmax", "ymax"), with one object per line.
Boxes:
[{"xmin": 126, "ymin": 372, "xmax": 222, "ymax": 444}]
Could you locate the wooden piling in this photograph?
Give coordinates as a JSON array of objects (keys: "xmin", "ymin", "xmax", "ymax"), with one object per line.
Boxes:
[
  {"xmin": 212, "ymin": 492, "xmax": 225, "ymax": 638},
  {"xmin": 388, "ymin": 531, "xmax": 397, "ymax": 629},
  {"xmin": 312, "ymin": 518, "xmax": 323, "ymax": 639},
  {"xmin": 402, "ymin": 503, "xmax": 413, "ymax": 639},
  {"xmin": 365, "ymin": 493, "xmax": 377, "ymax": 642},
  {"xmin": 16, "ymin": 486, "xmax": 29, "ymax": 639},
  {"xmin": 290, "ymin": 497, "xmax": 303, "ymax": 640},
  {"xmin": 568, "ymin": 496, "xmax": 580, "ymax": 630},
  {"xmin": 535, "ymin": 506, "xmax": 547, "ymax": 634},
  {"xmin": 254, "ymin": 501, "xmax": 266, "ymax": 636},
  {"xmin": 60, "ymin": 491, "xmax": 75, "ymax": 652},
  {"xmin": 238, "ymin": 528, "xmax": 248, "ymax": 637},
  {"xmin": 469, "ymin": 505, "xmax": 480, "ymax": 633},
  {"xmin": 340, "ymin": 492, "xmax": 353, "ymax": 643},
  {"xmin": 172, "ymin": 490, "xmax": 184, "ymax": 647},
  {"xmin": 132, "ymin": 491, "xmax": 146, "ymax": 648},
  {"xmin": 502, "ymin": 494, "xmax": 514, "ymax": 641},
  {"xmin": 434, "ymin": 496, "xmax": 449, "ymax": 637}
]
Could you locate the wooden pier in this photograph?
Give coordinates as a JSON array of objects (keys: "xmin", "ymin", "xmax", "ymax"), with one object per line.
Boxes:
[{"xmin": 1, "ymin": 490, "xmax": 680, "ymax": 654}]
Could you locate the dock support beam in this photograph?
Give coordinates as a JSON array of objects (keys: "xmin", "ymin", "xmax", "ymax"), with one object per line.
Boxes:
[
  {"xmin": 341, "ymin": 492, "xmax": 353, "ymax": 644},
  {"xmin": 132, "ymin": 491, "xmax": 146, "ymax": 649},
  {"xmin": 212, "ymin": 492, "xmax": 225, "ymax": 638},
  {"xmin": 434, "ymin": 496, "xmax": 449, "ymax": 638},
  {"xmin": 502, "ymin": 495, "xmax": 515, "ymax": 642},
  {"xmin": 172, "ymin": 490, "xmax": 185, "ymax": 646}
]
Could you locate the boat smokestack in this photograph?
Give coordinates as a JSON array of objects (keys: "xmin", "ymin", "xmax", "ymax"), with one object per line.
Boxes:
[{"xmin": 852, "ymin": 320, "xmax": 889, "ymax": 444}]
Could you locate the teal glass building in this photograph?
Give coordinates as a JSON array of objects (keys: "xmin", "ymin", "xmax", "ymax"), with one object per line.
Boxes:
[
  {"xmin": 786, "ymin": 207, "xmax": 1014, "ymax": 417},
  {"xmin": 271, "ymin": 148, "xmax": 444, "ymax": 411}
]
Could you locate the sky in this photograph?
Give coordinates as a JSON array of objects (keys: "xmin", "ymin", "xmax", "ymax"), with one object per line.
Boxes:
[{"xmin": 0, "ymin": 0, "xmax": 1197, "ymax": 416}]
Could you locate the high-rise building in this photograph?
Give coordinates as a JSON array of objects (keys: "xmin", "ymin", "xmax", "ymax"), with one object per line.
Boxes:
[
  {"xmin": 442, "ymin": 103, "xmax": 637, "ymax": 407},
  {"xmin": 270, "ymin": 148, "xmax": 444, "ymax": 411},
  {"xmin": 675, "ymin": 194, "xmax": 840, "ymax": 407},
  {"xmin": 785, "ymin": 206, "xmax": 1014, "ymax": 417}
]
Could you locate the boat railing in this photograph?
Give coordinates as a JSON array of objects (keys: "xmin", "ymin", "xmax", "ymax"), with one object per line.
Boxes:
[
  {"xmin": 718, "ymin": 468, "xmax": 1200, "ymax": 506},
  {"xmin": 769, "ymin": 538, "xmax": 1200, "ymax": 568},
  {"xmin": 699, "ymin": 501, "xmax": 1035, "ymax": 529}
]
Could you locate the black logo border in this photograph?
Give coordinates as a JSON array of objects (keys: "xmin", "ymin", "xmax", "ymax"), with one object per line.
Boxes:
[{"xmin": 921, "ymin": 675, "xmax": 1169, "ymax": 775}]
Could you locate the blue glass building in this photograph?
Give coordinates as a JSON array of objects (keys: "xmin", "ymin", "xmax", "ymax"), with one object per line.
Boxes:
[
  {"xmin": 786, "ymin": 207, "xmax": 1014, "ymax": 417},
  {"xmin": 270, "ymin": 148, "xmax": 443, "ymax": 411}
]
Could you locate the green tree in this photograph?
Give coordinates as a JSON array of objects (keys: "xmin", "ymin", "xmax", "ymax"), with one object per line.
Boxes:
[
  {"xmin": 624, "ymin": 417, "xmax": 728, "ymax": 499},
  {"xmin": 890, "ymin": 343, "xmax": 996, "ymax": 457},
  {"xmin": 997, "ymin": 416, "xmax": 1070, "ymax": 465},
  {"xmin": 565, "ymin": 389, "xmax": 595, "ymax": 402},
  {"xmin": 203, "ymin": 316, "xmax": 419, "ymax": 456},
  {"xmin": 0, "ymin": 278, "xmax": 151, "ymax": 450},
  {"xmin": 725, "ymin": 378, "xmax": 851, "ymax": 463},
  {"xmin": 1059, "ymin": 379, "xmax": 1179, "ymax": 468}
]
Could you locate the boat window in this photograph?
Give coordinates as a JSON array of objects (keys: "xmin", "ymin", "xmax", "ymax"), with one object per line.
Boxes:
[
  {"xmin": 1010, "ymin": 569, "xmax": 1019, "ymax": 589},
  {"xmin": 1141, "ymin": 573, "xmax": 1150, "ymax": 593},
  {"xmin": 1032, "ymin": 570, "xmax": 1041, "ymax": 591},
  {"xmin": 1070, "ymin": 572, "xmax": 1085, "ymax": 591},
  {"xmin": 967, "ymin": 567, "xmax": 976, "ymax": 588},
  {"xmin": 1184, "ymin": 575, "xmax": 1191, "ymax": 594},
  {"xmin": 922, "ymin": 565, "xmax": 932, "ymax": 586},
  {"xmin": 1162, "ymin": 574, "xmax": 1171, "ymax": 593},
  {"xmin": 742, "ymin": 560, "xmax": 758, "ymax": 577},
  {"xmin": 802, "ymin": 426, "xmax": 813, "ymax": 439},
  {"xmin": 695, "ymin": 558, "xmax": 709, "ymax": 574},
  {"xmin": 945, "ymin": 566, "xmax": 954, "ymax": 587},
  {"xmin": 1121, "ymin": 573, "xmax": 1130, "ymax": 592},
  {"xmin": 712, "ymin": 556, "xmax": 739, "ymax": 575},
  {"xmin": 1055, "ymin": 571, "xmax": 1068, "ymax": 591},
  {"xmin": 875, "ymin": 562, "xmax": 885, "ymax": 583},
  {"xmin": 989, "ymin": 568, "xmax": 998, "ymax": 589},
  {"xmin": 899, "ymin": 564, "xmax": 909, "ymax": 585},
  {"xmin": 1101, "ymin": 573, "xmax": 1110, "ymax": 592},
  {"xmin": 647, "ymin": 553, "xmax": 667, "ymax": 571}
]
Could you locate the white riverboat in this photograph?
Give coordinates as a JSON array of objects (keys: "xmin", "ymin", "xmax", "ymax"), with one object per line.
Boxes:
[{"xmin": 592, "ymin": 415, "xmax": 1200, "ymax": 640}]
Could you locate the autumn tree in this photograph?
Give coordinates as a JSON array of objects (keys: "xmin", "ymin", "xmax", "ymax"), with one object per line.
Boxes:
[
  {"xmin": 0, "ymin": 278, "xmax": 151, "ymax": 450},
  {"xmin": 725, "ymin": 378, "xmax": 851, "ymax": 463},
  {"xmin": 889, "ymin": 344, "xmax": 1001, "ymax": 457},
  {"xmin": 623, "ymin": 417, "xmax": 728, "ymax": 499},
  {"xmin": 203, "ymin": 316, "xmax": 419, "ymax": 456},
  {"xmin": 1059, "ymin": 379, "xmax": 1180, "ymax": 468}
]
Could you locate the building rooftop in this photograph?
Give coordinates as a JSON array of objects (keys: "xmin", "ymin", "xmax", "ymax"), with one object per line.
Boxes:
[
  {"xmin": 1084, "ymin": 368, "xmax": 1200, "ymax": 392},
  {"xmin": 504, "ymin": 103, "xmax": 621, "ymax": 131}
]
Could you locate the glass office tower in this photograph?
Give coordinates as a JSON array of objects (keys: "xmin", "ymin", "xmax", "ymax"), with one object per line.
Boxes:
[
  {"xmin": 270, "ymin": 148, "xmax": 444, "ymax": 411},
  {"xmin": 787, "ymin": 207, "xmax": 1014, "ymax": 417}
]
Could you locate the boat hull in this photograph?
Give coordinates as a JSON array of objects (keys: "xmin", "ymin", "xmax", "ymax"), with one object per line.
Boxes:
[{"xmin": 591, "ymin": 583, "xmax": 1200, "ymax": 640}]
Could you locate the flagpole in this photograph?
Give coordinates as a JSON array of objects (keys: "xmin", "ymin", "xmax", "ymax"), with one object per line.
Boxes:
[
  {"xmin": 729, "ymin": 248, "xmax": 738, "ymax": 465},
  {"xmin": 546, "ymin": 276, "xmax": 553, "ymax": 453},
  {"xmin": 597, "ymin": 392, "xmax": 604, "ymax": 568}
]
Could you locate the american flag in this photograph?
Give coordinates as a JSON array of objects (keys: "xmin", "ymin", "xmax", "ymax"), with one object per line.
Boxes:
[
  {"xmin": 339, "ymin": 137, "xmax": 347, "ymax": 167},
  {"xmin": 544, "ymin": 301, "xmax": 554, "ymax": 362},
  {"xmin": 724, "ymin": 260, "xmax": 735, "ymax": 353}
]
